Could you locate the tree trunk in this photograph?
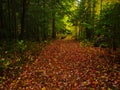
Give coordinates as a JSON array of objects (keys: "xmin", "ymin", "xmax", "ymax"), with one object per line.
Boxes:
[
  {"xmin": 91, "ymin": 0, "xmax": 96, "ymax": 39},
  {"xmin": 43, "ymin": 0, "xmax": 47, "ymax": 40},
  {"xmin": 8, "ymin": 0, "xmax": 12, "ymax": 40},
  {"xmin": 20, "ymin": 0, "xmax": 26, "ymax": 39},
  {"xmin": 111, "ymin": 3, "xmax": 119, "ymax": 51},
  {"xmin": 75, "ymin": 21, "xmax": 78, "ymax": 40},
  {"xmin": 52, "ymin": 12, "xmax": 56, "ymax": 39},
  {"xmin": 0, "ymin": 1, "xmax": 3, "ymax": 40},
  {"xmin": 85, "ymin": 0, "xmax": 92, "ymax": 40},
  {"xmin": 100, "ymin": 0, "xmax": 102, "ymax": 14},
  {"xmin": 0, "ymin": 1, "xmax": 3, "ymax": 28},
  {"xmin": 13, "ymin": 9, "xmax": 17, "ymax": 39}
]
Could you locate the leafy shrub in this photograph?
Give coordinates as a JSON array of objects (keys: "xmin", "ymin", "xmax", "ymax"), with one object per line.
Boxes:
[
  {"xmin": 0, "ymin": 58, "xmax": 10, "ymax": 76},
  {"xmin": 65, "ymin": 30, "xmax": 72, "ymax": 35},
  {"xmin": 94, "ymin": 35, "xmax": 109, "ymax": 48},
  {"xmin": 13, "ymin": 40, "xmax": 28, "ymax": 66},
  {"xmin": 16, "ymin": 40, "xmax": 27, "ymax": 53},
  {"xmin": 80, "ymin": 39, "xmax": 93, "ymax": 47},
  {"xmin": 57, "ymin": 34, "xmax": 67, "ymax": 39}
]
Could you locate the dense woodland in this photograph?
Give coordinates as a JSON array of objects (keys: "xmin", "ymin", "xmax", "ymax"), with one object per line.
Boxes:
[
  {"xmin": 0, "ymin": 0, "xmax": 120, "ymax": 48},
  {"xmin": 0, "ymin": 0, "xmax": 120, "ymax": 89}
]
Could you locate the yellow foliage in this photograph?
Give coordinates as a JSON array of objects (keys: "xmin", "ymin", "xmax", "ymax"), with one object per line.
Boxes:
[
  {"xmin": 95, "ymin": 0, "xmax": 120, "ymax": 15},
  {"xmin": 42, "ymin": 87, "xmax": 46, "ymax": 90}
]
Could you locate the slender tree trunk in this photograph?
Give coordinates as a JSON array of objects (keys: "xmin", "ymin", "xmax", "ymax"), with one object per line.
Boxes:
[
  {"xmin": 51, "ymin": 0, "xmax": 56, "ymax": 39},
  {"xmin": 92, "ymin": 0, "xmax": 96, "ymax": 39},
  {"xmin": 20, "ymin": 0, "xmax": 26, "ymax": 39},
  {"xmin": 100, "ymin": 0, "xmax": 103, "ymax": 27},
  {"xmin": 100, "ymin": 0, "xmax": 102, "ymax": 14},
  {"xmin": 78, "ymin": 22, "xmax": 81, "ymax": 40},
  {"xmin": 10, "ymin": 0, "xmax": 17, "ymax": 40},
  {"xmin": 43, "ymin": 0, "xmax": 47, "ymax": 40},
  {"xmin": 8, "ymin": 0, "xmax": 12, "ymax": 40},
  {"xmin": 0, "ymin": 1, "xmax": 3, "ymax": 28},
  {"xmin": 111, "ymin": 4, "xmax": 119, "ymax": 51},
  {"xmin": 52, "ymin": 12, "xmax": 56, "ymax": 39},
  {"xmin": 85, "ymin": 0, "xmax": 92, "ymax": 40},
  {"xmin": 13, "ymin": 10, "xmax": 17, "ymax": 39},
  {"xmin": 75, "ymin": 21, "xmax": 78, "ymax": 40},
  {"xmin": 0, "ymin": 1, "xmax": 3, "ymax": 40}
]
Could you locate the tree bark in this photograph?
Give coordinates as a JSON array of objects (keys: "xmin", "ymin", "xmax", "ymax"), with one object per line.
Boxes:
[
  {"xmin": 0, "ymin": 1, "xmax": 3, "ymax": 40},
  {"xmin": 85, "ymin": 0, "xmax": 92, "ymax": 40},
  {"xmin": 13, "ymin": 9, "xmax": 17, "ymax": 39},
  {"xmin": 0, "ymin": 1, "xmax": 3, "ymax": 28},
  {"xmin": 8, "ymin": 0, "xmax": 12, "ymax": 40},
  {"xmin": 91, "ymin": 0, "xmax": 96, "ymax": 39},
  {"xmin": 20, "ymin": 0, "xmax": 26, "ymax": 39},
  {"xmin": 52, "ymin": 12, "xmax": 56, "ymax": 39}
]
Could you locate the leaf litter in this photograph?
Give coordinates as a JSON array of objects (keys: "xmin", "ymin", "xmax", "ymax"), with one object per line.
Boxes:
[{"xmin": 2, "ymin": 40, "xmax": 120, "ymax": 90}]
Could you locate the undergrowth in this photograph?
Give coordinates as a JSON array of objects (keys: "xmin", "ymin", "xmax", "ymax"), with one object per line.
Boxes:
[
  {"xmin": 80, "ymin": 39, "xmax": 94, "ymax": 47},
  {"xmin": 0, "ymin": 40, "xmax": 49, "ymax": 86}
]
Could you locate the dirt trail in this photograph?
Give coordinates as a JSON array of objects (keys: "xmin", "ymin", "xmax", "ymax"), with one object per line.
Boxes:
[
  {"xmin": 63, "ymin": 35, "xmax": 73, "ymax": 40},
  {"xmin": 5, "ymin": 40, "xmax": 120, "ymax": 90}
]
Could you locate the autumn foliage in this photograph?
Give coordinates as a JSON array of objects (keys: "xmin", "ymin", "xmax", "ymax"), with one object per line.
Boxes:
[{"xmin": 1, "ymin": 40, "xmax": 119, "ymax": 90}]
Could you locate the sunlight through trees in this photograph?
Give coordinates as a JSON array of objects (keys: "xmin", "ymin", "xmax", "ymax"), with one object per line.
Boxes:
[{"xmin": 0, "ymin": 0, "xmax": 120, "ymax": 89}]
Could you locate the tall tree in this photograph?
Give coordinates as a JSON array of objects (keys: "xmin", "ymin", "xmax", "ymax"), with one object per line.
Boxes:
[
  {"xmin": 111, "ymin": 2, "xmax": 120, "ymax": 50},
  {"xmin": 91, "ymin": 0, "xmax": 96, "ymax": 39},
  {"xmin": 7, "ymin": 0, "xmax": 12, "ymax": 40},
  {"xmin": 85, "ymin": 0, "xmax": 92, "ymax": 40},
  {"xmin": 51, "ymin": 0, "xmax": 56, "ymax": 39},
  {"xmin": 52, "ymin": 12, "xmax": 56, "ymax": 39},
  {"xmin": 20, "ymin": 0, "xmax": 26, "ymax": 39},
  {"xmin": 0, "ymin": 0, "xmax": 3, "ymax": 40}
]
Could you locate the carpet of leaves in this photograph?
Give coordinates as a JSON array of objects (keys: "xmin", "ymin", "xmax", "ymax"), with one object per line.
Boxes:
[{"xmin": 2, "ymin": 40, "xmax": 120, "ymax": 90}]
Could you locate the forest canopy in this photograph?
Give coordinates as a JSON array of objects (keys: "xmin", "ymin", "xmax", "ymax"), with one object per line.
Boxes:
[
  {"xmin": 0, "ymin": 0, "xmax": 120, "ymax": 50},
  {"xmin": 0, "ymin": 0, "xmax": 120, "ymax": 89}
]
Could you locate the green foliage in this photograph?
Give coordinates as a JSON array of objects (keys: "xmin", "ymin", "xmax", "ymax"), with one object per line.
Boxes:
[
  {"xmin": 0, "ymin": 58, "xmax": 10, "ymax": 82},
  {"xmin": 0, "ymin": 0, "xmax": 77, "ymax": 41},
  {"xmin": 95, "ymin": 2, "xmax": 120, "ymax": 48},
  {"xmin": 82, "ymin": 22, "xmax": 93, "ymax": 30},
  {"xmin": 57, "ymin": 34, "xmax": 67, "ymax": 39},
  {"xmin": 99, "ymin": 43, "xmax": 109, "ymax": 48},
  {"xmin": 80, "ymin": 39, "xmax": 93, "ymax": 47},
  {"xmin": 10, "ymin": 40, "xmax": 28, "ymax": 67},
  {"xmin": 65, "ymin": 30, "xmax": 72, "ymax": 35},
  {"xmin": 16, "ymin": 40, "xmax": 27, "ymax": 53},
  {"xmin": 0, "ymin": 59, "xmax": 10, "ymax": 70}
]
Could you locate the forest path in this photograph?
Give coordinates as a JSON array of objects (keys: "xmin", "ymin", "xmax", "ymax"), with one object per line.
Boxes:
[
  {"xmin": 8, "ymin": 40, "xmax": 120, "ymax": 90},
  {"xmin": 63, "ymin": 35, "xmax": 73, "ymax": 40}
]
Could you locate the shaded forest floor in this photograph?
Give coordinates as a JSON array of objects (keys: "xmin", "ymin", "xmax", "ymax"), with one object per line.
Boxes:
[{"xmin": 1, "ymin": 40, "xmax": 120, "ymax": 90}]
